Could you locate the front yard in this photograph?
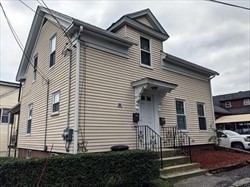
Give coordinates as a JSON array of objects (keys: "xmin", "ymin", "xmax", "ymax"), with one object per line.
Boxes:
[{"xmin": 192, "ymin": 149, "xmax": 250, "ymax": 170}]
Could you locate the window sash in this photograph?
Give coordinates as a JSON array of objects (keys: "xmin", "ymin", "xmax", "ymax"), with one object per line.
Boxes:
[
  {"xmin": 199, "ymin": 117, "xmax": 207, "ymax": 130},
  {"xmin": 176, "ymin": 101, "xmax": 185, "ymax": 115},
  {"xmin": 52, "ymin": 92, "xmax": 60, "ymax": 113},
  {"xmin": 50, "ymin": 51, "xmax": 56, "ymax": 67},
  {"xmin": 1, "ymin": 109, "xmax": 9, "ymax": 123},
  {"xmin": 50, "ymin": 35, "xmax": 56, "ymax": 53},
  {"xmin": 177, "ymin": 115, "xmax": 186, "ymax": 130},
  {"xmin": 27, "ymin": 104, "xmax": 32, "ymax": 134},
  {"xmin": 197, "ymin": 104, "xmax": 205, "ymax": 117},
  {"xmin": 140, "ymin": 36, "xmax": 151, "ymax": 66}
]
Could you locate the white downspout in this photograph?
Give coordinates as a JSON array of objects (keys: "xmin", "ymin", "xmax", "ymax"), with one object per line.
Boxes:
[
  {"xmin": 73, "ymin": 39, "xmax": 80, "ymax": 154},
  {"xmin": 209, "ymin": 75, "xmax": 216, "ymax": 129}
]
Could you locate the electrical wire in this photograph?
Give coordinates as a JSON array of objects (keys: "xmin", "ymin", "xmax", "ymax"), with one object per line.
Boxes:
[
  {"xmin": 0, "ymin": 3, "xmax": 48, "ymax": 82},
  {"xmin": 205, "ymin": 0, "xmax": 250, "ymax": 10},
  {"xmin": 38, "ymin": 0, "xmax": 74, "ymax": 46}
]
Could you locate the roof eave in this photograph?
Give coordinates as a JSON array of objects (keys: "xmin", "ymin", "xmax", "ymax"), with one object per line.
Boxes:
[
  {"xmin": 108, "ymin": 16, "xmax": 169, "ymax": 41},
  {"xmin": 163, "ymin": 52, "xmax": 219, "ymax": 77}
]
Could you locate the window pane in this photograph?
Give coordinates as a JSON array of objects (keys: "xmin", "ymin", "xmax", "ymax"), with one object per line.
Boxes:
[
  {"xmin": 177, "ymin": 115, "xmax": 186, "ymax": 130},
  {"xmin": 197, "ymin": 104, "xmax": 204, "ymax": 116},
  {"xmin": 141, "ymin": 51, "xmax": 151, "ymax": 66},
  {"xmin": 1, "ymin": 116, "xmax": 9, "ymax": 123},
  {"xmin": 53, "ymin": 103, "xmax": 59, "ymax": 112},
  {"xmin": 27, "ymin": 119, "xmax": 32, "ymax": 134},
  {"xmin": 53, "ymin": 92, "xmax": 60, "ymax": 103},
  {"xmin": 199, "ymin": 117, "xmax": 207, "ymax": 130},
  {"xmin": 140, "ymin": 37, "xmax": 150, "ymax": 51},
  {"xmin": 51, "ymin": 36, "xmax": 56, "ymax": 52},
  {"xmin": 34, "ymin": 57, "xmax": 38, "ymax": 69},
  {"xmin": 176, "ymin": 101, "xmax": 184, "ymax": 114},
  {"xmin": 50, "ymin": 51, "xmax": 55, "ymax": 67}
]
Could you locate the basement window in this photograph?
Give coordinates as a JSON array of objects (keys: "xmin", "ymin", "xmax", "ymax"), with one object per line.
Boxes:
[
  {"xmin": 225, "ymin": 101, "xmax": 231, "ymax": 108},
  {"xmin": 244, "ymin": 99, "xmax": 250, "ymax": 106}
]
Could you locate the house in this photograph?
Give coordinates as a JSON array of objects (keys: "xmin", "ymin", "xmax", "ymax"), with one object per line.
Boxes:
[
  {"xmin": 0, "ymin": 80, "xmax": 19, "ymax": 157},
  {"xmin": 213, "ymin": 91, "xmax": 250, "ymax": 134},
  {"xmin": 15, "ymin": 6, "xmax": 219, "ymax": 159}
]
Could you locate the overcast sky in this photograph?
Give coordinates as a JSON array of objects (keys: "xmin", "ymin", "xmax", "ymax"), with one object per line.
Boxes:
[{"xmin": 0, "ymin": 0, "xmax": 249, "ymax": 95}]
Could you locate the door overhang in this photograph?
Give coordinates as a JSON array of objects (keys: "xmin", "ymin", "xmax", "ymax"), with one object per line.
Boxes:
[{"xmin": 131, "ymin": 77, "xmax": 177, "ymax": 112}]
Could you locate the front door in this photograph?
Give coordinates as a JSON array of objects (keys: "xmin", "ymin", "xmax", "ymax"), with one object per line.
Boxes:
[{"xmin": 139, "ymin": 94, "xmax": 155, "ymax": 130}]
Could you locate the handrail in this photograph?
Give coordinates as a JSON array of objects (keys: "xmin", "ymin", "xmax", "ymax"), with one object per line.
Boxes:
[
  {"xmin": 135, "ymin": 125, "xmax": 163, "ymax": 169},
  {"xmin": 161, "ymin": 126, "xmax": 194, "ymax": 163}
]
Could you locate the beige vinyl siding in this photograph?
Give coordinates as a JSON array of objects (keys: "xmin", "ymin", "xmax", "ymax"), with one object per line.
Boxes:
[
  {"xmin": 136, "ymin": 17, "xmax": 154, "ymax": 28},
  {"xmin": 78, "ymin": 25, "xmax": 214, "ymax": 152},
  {"xmin": 0, "ymin": 85, "xmax": 19, "ymax": 156},
  {"xmin": 115, "ymin": 25, "xmax": 127, "ymax": 37},
  {"xmin": 18, "ymin": 21, "xmax": 76, "ymax": 154}
]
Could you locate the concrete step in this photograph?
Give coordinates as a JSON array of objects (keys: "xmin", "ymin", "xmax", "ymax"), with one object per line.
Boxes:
[
  {"xmin": 161, "ymin": 168, "xmax": 207, "ymax": 183},
  {"xmin": 160, "ymin": 148, "xmax": 180, "ymax": 157},
  {"xmin": 161, "ymin": 156, "xmax": 190, "ymax": 167},
  {"xmin": 160, "ymin": 163, "xmax": 200, "ymax": 175}
]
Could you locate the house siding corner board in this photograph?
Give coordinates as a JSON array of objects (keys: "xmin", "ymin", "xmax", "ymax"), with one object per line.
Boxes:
[
  {"xmin": 18, "ymin": 21, "xmax": 76, "ymax": 154},
  {"xmin": 78, "ymin": 26, "xmax": 214, "ymax": 153}
]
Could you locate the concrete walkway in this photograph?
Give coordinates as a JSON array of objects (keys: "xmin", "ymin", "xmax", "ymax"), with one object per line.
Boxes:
[{"xmin": 174, "ymin": 165, "xmax": 250, "ymax": 187}]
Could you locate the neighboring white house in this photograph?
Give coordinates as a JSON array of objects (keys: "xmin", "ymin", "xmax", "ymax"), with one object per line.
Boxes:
[
  {"xmin": 0, "ymin": 81, "xmax": 19, "ymax": 157},
  {"xmin": 15, "ymin": 7, "xmax": 219, "ymax": 158}
]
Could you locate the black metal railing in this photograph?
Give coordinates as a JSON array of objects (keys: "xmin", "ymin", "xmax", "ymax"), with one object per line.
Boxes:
[
  {"xmin": 161, "ymin": 126, "xmax": 194, "ymax": 162},
  {"xmin": 9, "ymin": 134, "xmax": 17, "ymax": 147},
  {"xmin": 135, "ymin": 125, "xmax": 163, "ymax": 168}
]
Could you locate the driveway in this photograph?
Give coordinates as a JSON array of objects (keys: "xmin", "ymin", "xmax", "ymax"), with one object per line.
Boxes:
[{"xmin": 174, "ymin": 165, "xmax": 250, "ymax": 187}]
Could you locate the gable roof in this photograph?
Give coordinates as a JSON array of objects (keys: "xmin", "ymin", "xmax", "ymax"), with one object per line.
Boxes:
[
  {"xmin": 107, "ymin": 9, "xmax": 169, "ymax": 41},
  {"xmin": 16, "ymin": 6, "xmax": 136, "ymax": 81}
]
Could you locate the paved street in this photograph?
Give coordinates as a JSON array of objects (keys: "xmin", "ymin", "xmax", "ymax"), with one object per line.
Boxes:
[{"xmin": 174, "ymin": 165, "xmax": 250, "ymax": 187}]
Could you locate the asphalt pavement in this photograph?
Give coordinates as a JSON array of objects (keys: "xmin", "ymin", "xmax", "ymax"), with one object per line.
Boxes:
[{"xmin": 174, "ymin": 165, "xmax": 250, "ymax": 187}]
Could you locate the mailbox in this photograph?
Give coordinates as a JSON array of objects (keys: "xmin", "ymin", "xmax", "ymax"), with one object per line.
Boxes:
[
  {"xmin": 133, "ymin": 113, "xmax": 140, "ymax": 123},
  {"xmin": 159, "ymin": 117, "xmax": 166, "ymax": 126}
]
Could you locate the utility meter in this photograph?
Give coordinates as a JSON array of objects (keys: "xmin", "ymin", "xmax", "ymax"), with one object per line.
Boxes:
[{"xmin": 62, "ymin": 127, "xmax": 73, "ymax": 142}]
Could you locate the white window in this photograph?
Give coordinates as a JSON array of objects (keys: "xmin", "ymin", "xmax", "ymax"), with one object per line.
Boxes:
[
  {"xmin": 49, "ymin": 35, "xmax": 56, "ymax": 67},
  {"xmin": 197, "ymin": 103, "xmax": 207, "ymax": 130},
  {"xmin": 52, "ymin": 91, "xmax": 60, "ymax": 114},
  {"xmin": 225, "ymin": 101, "xmax": 231, "ymax": 108},
  {"xmin": 1, "ymin": 109, "xmax": 10, "ymax": 124},
  {"xmin": 27, "ymin": 104, "xmax": 33, "ymax": 134},
  {"xmin": 176, "ymin": 100, "xmax": 187, "ymax": 130},
  {"xmin": 140, "ymin": 36, "xmax": 151, "ymax": 67},
  {"xmin": 33, "ymin": 55, "xmax": 38, "ymax": 82},
  {"xmin": 243, "ymin": 99, "xmax": 250, "ymax": 106}
]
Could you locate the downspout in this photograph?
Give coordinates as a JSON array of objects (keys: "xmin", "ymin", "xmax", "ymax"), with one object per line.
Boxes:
[
  {"xmin": 73, "ymin": 26, "xmax": 83, "ymax": 154},
  {"xmin": 66, "ymin": 48, "xmax": 72, "ymax": 128},
  {"xmin": 44, "ymin": 80, "xmax": 50, "ymax": 151},
  {"xmin": 209, "ymin": 75, "xmax": 216, "ymax": 130}
]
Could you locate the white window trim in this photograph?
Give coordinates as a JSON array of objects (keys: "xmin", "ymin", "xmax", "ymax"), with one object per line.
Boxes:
[
  {"xmin": 49, "ymin": 34, "xmax": 57, "ymax": 68},
  {"xmin": 139, "ymin": 35, "xmax": 153, "ymax": 69},
  {"xmin": 175, "ymin": 99, "xmax": 188, "ymax": 131},
  {"xmin": 51, "ymin": 91, "xmax": 60, "ymax": 116},
  {"xmin": 1, "ymin": 108, "xmax": 10, "ymax": 124},
  {"xmin": 243, "ymin": 98, "xmax": 250, "ymax": 106},
  {"xmin": 32, "ymin": 54, "xmax": 38, "ymax": 83},
  {"xmin": 26, "ymin": 104, "xmax": 33, "ymax": 135},
  {"xmin": 225, "ymin": 101, "xmax": 231, "ymax": 108},
  {"xmin": 197, "ymin": 102, "xmax": 207, "ymax": 131}
]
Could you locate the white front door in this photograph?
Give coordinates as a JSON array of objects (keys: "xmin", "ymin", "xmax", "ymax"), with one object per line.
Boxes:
[{"xmin": 139, "ymin": 94, "xmax": 155, "ymax": 130}]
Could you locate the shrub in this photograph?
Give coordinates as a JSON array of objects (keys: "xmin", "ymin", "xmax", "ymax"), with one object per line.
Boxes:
[{"xmin": 0, "ymin": 150, "xmax": 159, "ymax": 186}]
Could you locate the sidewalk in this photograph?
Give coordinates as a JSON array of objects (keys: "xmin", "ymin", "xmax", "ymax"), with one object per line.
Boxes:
[{"xmin": 174, "ymin": 165, "xmax": 250, "ymax": 187}]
